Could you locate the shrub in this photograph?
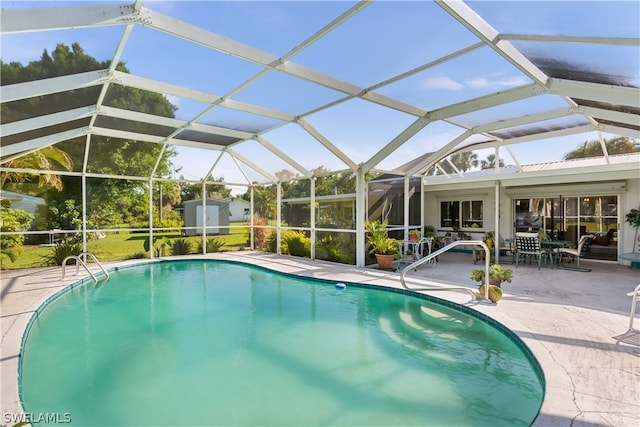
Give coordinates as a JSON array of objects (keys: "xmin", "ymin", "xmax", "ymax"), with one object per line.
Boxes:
[
  {"xmin": 1, "ymin": 206, "xmax": 34, "ymax": 249},
  {"xmin": 152, "ymin": 217, "xmax": 184, "ymax": 229},
  {"xmin": 129, "ymin": 251, "xmax": 147, "ymax": 259},
  {"xmin": 144, "ymin": 236, "xmax": 170, "ymax": 257},
  {"xmin": 1, "ymin": 247, "xmax": 22, "ymax": 267},
  {"xmin": 41, "ymin": 236, "xmax": 83, "ymax": 266},
  {"xmin": 282, "ymin": 230, "xmax": 310, "ymax": 257},
  {"xmin": 87, "ymin": 206, "xmax": 118, "ymax": 230},
  {"xmin": 251, "ymin": 216, "xmax": 270, "ymax": 250},
  {"xmin": 198, "ymin": 237, "xmax": 225, "ymax": 253},
  {"xmin": 1, "ymin": 206, "xmax": 33, "ymax": 265},
  {"xmin": 170, "ymin": 238, "xmax": 192, "ymax": 255},
  {"xmin": 47, "ymin": 199, "xmax": 82, "ymax": 230},
  {"xmin": 265, "ymin": 230, "xmax": 278, "ymax": 253},
  {"xmin": 316, "ymin": 234, "xmax": 346, "ymax": 263}
]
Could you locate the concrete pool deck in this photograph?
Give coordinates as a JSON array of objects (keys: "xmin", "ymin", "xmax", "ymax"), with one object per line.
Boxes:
[{"xmin": 2, "ymin": 251, "xmax": 639, "ymax": 426}]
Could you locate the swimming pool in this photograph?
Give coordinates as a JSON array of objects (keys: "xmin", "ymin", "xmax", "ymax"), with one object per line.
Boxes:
[{"xmin": 20, "ymin": 259, "xmax": 544, "ymax": 426}]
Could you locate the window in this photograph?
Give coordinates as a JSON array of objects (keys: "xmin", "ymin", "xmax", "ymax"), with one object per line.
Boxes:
[
  {"xmin": 462, "ymin": 200, "xmax": 483, "ymax": 228},
  {"xmin": 440, "ymin": 201, "xmax": 459, "ymax": 228},
  {"xmin": 440, "ymin": 200, "xmax": 483, "ymax": 228}
]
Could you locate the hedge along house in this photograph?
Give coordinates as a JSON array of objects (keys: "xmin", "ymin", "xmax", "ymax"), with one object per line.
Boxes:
[{"xmin": 1, "ymin": 1, "xmax": 639, "ymax": 267}]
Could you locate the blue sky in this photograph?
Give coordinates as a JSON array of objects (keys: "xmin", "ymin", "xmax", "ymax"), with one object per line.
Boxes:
[{"xmin": 2, "ymin": 1, "xmax": 638, "ymax": 184}]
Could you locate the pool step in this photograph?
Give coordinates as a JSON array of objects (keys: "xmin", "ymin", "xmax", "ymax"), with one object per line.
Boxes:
[
  {"xmin": 398, "ymin": 309, "xmax": 459, "ymax": 342},
  {"xmin": 419, "ymin": 305, "xmax": 476, "ymax": 329},
  {"xmin": 378, "ymin": 305, "xmax": 460, "ymax": 363}
]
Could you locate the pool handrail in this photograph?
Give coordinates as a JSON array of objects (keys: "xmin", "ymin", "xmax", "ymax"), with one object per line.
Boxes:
[
  {"xmin": 399, "ymin": 240, "xmax": 490, "ymax": 302},
  {"xmin": 61, "ymin": 251, "xmax": 110, "ymax": 284}
]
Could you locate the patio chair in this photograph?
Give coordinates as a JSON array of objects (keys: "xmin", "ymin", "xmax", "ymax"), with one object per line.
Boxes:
[
  {"xmin": 398, "ymin": 237, "xmax": 435, "ymax": 270},
  {"xmin": 557, "ymin": 234, "xmax": 594, "ymax": 268},
  {"xmin": 498, "ymin": 238, "xmax": 515, "ymax": 264},
  {"xmin": 416, "ymin": 237, "xmax": 434, "ymax": 259},
  {"xmin": 420, "ymin": 237, "xmax": 439, "ymax": 266},
  {"xmin": 515, "ymin": 232, "xmax": 546, "ymax": 270}
]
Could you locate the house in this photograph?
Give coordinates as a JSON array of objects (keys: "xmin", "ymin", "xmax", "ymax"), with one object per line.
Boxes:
[
  {"xmin": 226, "ymin": 198, "xmax": 250, "ymax": 222},
  {"xmin": 414, "ymin": 154, "xmax": 640, "ymax": 263}
]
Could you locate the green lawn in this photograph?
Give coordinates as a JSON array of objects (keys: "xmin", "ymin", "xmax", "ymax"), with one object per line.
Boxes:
[{"xmin": 2, "ymin": 224, "xmax": 251, "ymax": 270}]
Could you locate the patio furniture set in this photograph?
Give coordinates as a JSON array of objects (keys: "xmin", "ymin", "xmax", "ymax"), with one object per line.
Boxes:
[{"xmin": 472, "ymin": 233, "xmax": 594, "ymax": 271}]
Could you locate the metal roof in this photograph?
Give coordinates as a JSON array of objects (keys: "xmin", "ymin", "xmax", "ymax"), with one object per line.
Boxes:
[{"xmin": 1, "ymin": 1, "xmax": 639, "ymax": 186}]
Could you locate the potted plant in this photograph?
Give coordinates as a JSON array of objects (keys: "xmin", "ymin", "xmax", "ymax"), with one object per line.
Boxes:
[
  {"xmin": 478, "ymin": 284, "xmax": 503, "ymax": 304},
  {"xmin": 424, "ymin": 225, "xmax": 443, "ymax": 248},
  {"xmin": 470, "ymin": 264, "xmax": 513, "ymax": 287},
  {"xmin": 484, "ymin": 231, "xmax": 495, "ymax": 249},
  {"xmin": 365, "ymin": 219, "xmax": 400, "ymax": 270},
  {"xmin": 424, "ymin": 225, "xmax": 436, "ymax": 239},
  {"xmin": 625, "ymin": 208, "xmax": 640, "ymax": 253},
  {"xmin": 451, "ymin": 225, "xmax": 460, "ymax": 240},
  {"xmin": 408, "ymin": 229, "xmax": 420, "ymax": 241},
  {"xmin": 470, "ymin": 264, "xmax": 512, "ymax": 303},
  {"xmin": 537, "ymin": 229, "xmax": 550, "ymax": 241}
]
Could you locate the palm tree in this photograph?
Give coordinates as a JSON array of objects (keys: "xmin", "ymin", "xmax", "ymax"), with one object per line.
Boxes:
[
  {"xmin": 438, "ymin": 152, "xmax": 478, "ymax": 174},
  {"xmin": 480, "ymin": 154, "xmax": 505, "ymax": 170},
  {"xmin": 253, "ymin": 186, "xmax": 276, "ymax": 219},
  {"xmin": 564, "ymin": 136, "xmax": 639, "ymax": 160},
  {"xmin": 1, "ymin": 146, "xmax": 73, "ymax": 190}
]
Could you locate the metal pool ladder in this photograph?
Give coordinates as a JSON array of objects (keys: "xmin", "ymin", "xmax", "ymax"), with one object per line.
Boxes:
[
  {"xmin": 61, "ymin": 252, "xmax": 110, "ymax": 284},
  {"xmin": 399, "ymin": 240, "xmax": 491, "ymax": 302}
]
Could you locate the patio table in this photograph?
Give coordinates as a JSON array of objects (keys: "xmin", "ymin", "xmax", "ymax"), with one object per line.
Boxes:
[
  {"xmin": 619, "ymin": 253, "xmax": 640, "ymax": 270},
  {"xmin": 541, "ymin": 240, "xmax": 571, "ymax": 267}
]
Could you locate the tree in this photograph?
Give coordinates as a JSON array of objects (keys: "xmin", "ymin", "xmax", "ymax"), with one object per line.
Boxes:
[
  {"xmin": 252, "ymin": 186, "xmax": 276, "ymax": 219},
  {"xmin": 1, "ymin": 145, "xmax": 73, "ymax": 191},
  {"xmin": 46, "ymin": 199, "xmax": 82, "ymax": 230},
  {"xmin": 0, "ymin": 202, "xmax": 34, "ymax": 265},
  {"xmin": 179, "ymin": 176, "xmax": 232, "ymax": 202},
  {"xmin": 1, "ymin": 43, "xmax": 179, "ymax": 229},
  {"xmin": 241, "ymin": 167, "xmax": 359, "ymax": 225},
  {"xmin": 563, "ymin": 136, "xmax": 639, "ymax": 160},
  {"xmin": 274, "ymin": 169, "xmax": 296, "ymax": 182},
  {"xmin": 437, "ymin": 152, "xmax": 478, "ymax": 174},
  {"xmin": 480, "ymin": 154, "xmax": 505, "ymax": 170}
]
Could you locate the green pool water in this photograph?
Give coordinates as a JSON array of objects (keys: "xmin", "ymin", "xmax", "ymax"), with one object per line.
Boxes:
[{"xmin": 20, "ymin": 260, "xmax": 543, "ymax": 426}]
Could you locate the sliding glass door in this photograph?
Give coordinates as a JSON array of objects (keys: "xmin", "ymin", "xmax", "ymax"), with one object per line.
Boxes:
[{"xmin": 513, "ymin": 195, "xmax": 618, "ymax": 261}]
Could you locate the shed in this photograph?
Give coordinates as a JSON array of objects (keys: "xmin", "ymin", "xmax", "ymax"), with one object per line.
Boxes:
[{"xmin": 183, "ymin": 199, "xmax": 230, "ymax": 236}]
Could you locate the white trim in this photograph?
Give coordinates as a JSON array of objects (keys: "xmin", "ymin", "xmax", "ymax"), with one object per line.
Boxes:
[{"xmin": 505, "ymin": 181, "xmax": 627, "ymax": 198}]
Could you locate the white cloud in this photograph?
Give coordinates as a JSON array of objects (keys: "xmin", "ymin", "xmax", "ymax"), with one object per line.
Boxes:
[
  {"xmin": 466, "ymin": 75, "xmax": 530, "ymax": 88},
  {"xmin": 420, "ymin": 76, "xmax": 464, "ymax": 91},
  {"xmin": 419, "ymin": 73, "xmax": 529, "ymax": 92}
]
